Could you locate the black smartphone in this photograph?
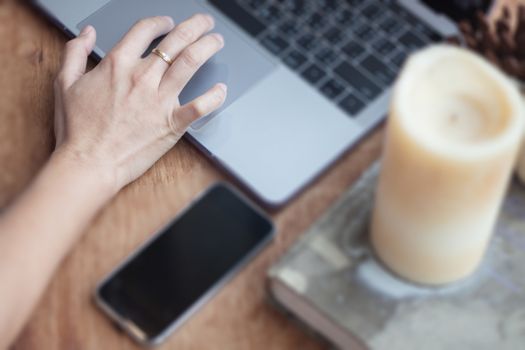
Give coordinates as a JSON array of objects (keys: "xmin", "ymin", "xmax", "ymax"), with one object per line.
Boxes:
[{"xmin": 94, "ymin": 183, "xmax": 274, "ymax": 346}]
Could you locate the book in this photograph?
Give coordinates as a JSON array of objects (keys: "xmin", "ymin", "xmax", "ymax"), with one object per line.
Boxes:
[{"xmin": 268, "ymin": 163, "xmax": 525, "ymax": 350}]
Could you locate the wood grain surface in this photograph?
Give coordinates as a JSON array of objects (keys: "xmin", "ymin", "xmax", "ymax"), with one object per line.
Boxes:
[
  {"xmin": 0, "ymin": 1, "xmax": 383, "ymax": 349},
  {"xmin": 2, "ymin": 0, "xmax": 518, "ymax": 348}
]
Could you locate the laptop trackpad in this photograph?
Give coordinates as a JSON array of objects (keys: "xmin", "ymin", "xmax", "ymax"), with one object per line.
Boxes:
[{"xmin": 77, "ymin": 0, "xmax": 275, "ymax": 128}]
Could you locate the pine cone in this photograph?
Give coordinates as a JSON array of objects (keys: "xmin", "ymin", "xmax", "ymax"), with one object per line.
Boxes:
[{"xmin": 449, "ymin": 5, "xmax": 525, "ymax": 81}]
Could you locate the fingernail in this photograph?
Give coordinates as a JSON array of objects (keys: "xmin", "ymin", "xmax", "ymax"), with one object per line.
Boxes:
[
  {"xmin": 80, "ymin": 25, "xmax": 93, "ymax": 36},
  {"xmin": 213, "ymin": 33, "xmax": 224, "ymax": 47},
  {"xmin": 204, "ymin": 14, "xmax": 215, "ymax": 27},
  {"xmin": 162, "ymin": 16, "xmax": 174, "ymax": 26},
  {"xmin": 217, "ymin": 83, "xmax": 228, "ymax": 93}
]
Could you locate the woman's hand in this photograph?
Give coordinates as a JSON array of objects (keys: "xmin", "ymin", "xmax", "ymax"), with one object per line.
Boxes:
[
  {"xmin": 0, "ymin": 15, "xmax": 229, "ymax": 347},
  {"xmin": 53, "ymin": 14, "xmax": 226, "ymax": 192}
]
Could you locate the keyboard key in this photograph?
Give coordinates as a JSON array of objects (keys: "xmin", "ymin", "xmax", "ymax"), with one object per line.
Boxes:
[
  {"xmin": 306, "ymin": 13, "xmax": 326, "ymax": 30},
  {"xmin": 414, "ymin": 22, "xmax": 441, "ymax": 42},
  {"xmin": 260, "ymin": 33, "xmax": 289, "ymax": 55},
  {"xmin": 319, "ymin": 0, "xmax": 337, "ymax": 10},
  {"xmin": 284, "ymin": 50, "xmax": 308, "ymax": 70},
  {"xmin": 391, "ymin": 51, "xmax": 408, "ymax": 68},
  {"xmin": 334, "ymin": 62, "xmax": 381, "ymax": 101},
  {"xmin": 334, "ymin": 9, "xmax": 352, "ymax": 25},
  {"xmin": 398, "ymin": 32, "xmax": 426, "ymax": 50},
  {"xmin": 342, "ymin": 41, "xmax": 365, "ymax": 60},
  {"xmin": 394, "ymin": 7, "xmax": 441, "ymax": 41},
  {"xmin": 345, "ymin": 0, "xmax": 361, "ymax": 7},
  {"xmin": 315, "ymin": 46, "xmax": 338, "ymax": 65},
  {"xmin": 209, "ymin": 0, "xmax": 266, "ymax": 36},
  {"xmin": 354, "ymin": 22, "xmax": 374, "ymax": 41},
  {"xmin": 297, "ymin": 33, "xmax": 317, "ymax": 51},
  {"xmin": 360, "ymin": 54, "xmax": 396, "ymax": 85},
  {"xmin": 379, "ymin": 15, "xmax": 404, "ymax": 35},
  {"xmin": 258, "ymin": 5, "xmax": 282, "ymax": 23},
  {"xmin": 320, "ymin": 79, "xmax": 345, "ymax": 99},
  {"xmin": 362, "ymin": 4, "xmax": 381, "ymax": 20},
  {"xmin": 302, "ymin": 64, "xmax": 325, "ymax": 84},
  {"xmin": 372, "ymin": 37, "xmax": 396, "ymax": 56},
  {"xmin": 324, "ymin": 27, "xmax": 344, "ymax": 44},
  {"xmin": 391, "ymin": 3, "xmax": 418, "ymax": 24},
  {"xmin": 247, "ymin": 0, "xmax": 265, "ymax": 10},
  {"xmin": 280, "ymin": 20, "xmax": 300, "ymax": 36},
  {"xmin": 339, "ymin": 93, "xmax": 366, "ymax": 116},
  {"xmin": 285, "ymin": 0, "xmax": 306, "ymax": 15}
]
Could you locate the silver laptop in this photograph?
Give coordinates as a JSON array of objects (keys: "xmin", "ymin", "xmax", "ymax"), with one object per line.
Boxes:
[{"xmin": 34, "ymin": 0, "xmax": 456, "ymax": 205}]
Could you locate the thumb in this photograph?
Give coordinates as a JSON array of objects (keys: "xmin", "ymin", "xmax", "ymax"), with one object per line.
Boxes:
[{"xmin": 56, "ymin": 25, "xmax": 97, "ymax": 90}]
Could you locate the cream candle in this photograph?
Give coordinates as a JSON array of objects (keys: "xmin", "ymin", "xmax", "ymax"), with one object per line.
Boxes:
[{"xmin": 371, "ymin": 45, "xmax": 524, "ymax": 285}]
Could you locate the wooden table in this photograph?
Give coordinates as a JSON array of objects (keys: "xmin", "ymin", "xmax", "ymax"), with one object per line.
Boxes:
[
  {"xmin": 0, "ymin": 0, "xmax": 514, "ymax": 349},
  {"xmin": 1, "ymin": 1, "xmax": 381, "ymax": 349}
]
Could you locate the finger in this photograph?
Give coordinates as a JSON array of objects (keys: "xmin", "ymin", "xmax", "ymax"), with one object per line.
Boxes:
[
  {"xmin": 170, "ymin": 83, "xmax": 227, "ymax": 133},
  {"xmin": 145, "ymin": 13, "xmax": 215, "ymax": 75},
  {"xmin": 112, "ymin": 16, "xmax": 175, "ymax": 58},
  {"xmin": 160, "ymin": 33, "xmax": 224, "ymax": 95},
  {"xmin": 56, "ymin": 26, "xmax": 96, "ymax": 90}
]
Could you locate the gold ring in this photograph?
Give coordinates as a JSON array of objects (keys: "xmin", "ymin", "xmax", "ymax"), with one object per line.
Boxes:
[{"xmin": 151, "ymin": 48, "xmax": 174, "ymax": 66}]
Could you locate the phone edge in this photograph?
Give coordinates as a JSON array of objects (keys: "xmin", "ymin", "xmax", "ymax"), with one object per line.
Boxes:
[{"xmin": 92, "ymin": 182, "xmax": 275, "ymax": 346}]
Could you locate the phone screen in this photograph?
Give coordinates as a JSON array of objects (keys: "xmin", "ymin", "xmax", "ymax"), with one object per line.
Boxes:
[{"xmin": 96, "ymin": 184, "xmax": 273, "ymax": 343}]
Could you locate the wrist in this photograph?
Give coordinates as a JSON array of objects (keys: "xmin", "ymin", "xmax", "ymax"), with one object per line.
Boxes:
[{"xmin": 50, "ymin": 146, "xmax": 121, "ymax": 202}]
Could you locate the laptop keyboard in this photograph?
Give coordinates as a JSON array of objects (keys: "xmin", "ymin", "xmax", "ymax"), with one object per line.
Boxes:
[{"xmin": 209, "ymin": 0, "xmax": 441, "ymax": 117}]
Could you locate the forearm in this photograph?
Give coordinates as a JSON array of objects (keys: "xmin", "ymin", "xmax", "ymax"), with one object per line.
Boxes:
[
  {"xmin": 0, "ymin": 150, "xmax": 117, "ymax": 347},
  {"xmin": 0, "ymin": 12, "xmax": 225, "ymax": 348}
]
